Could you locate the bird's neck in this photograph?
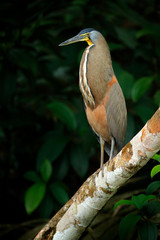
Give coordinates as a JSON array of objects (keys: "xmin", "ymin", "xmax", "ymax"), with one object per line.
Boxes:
[
  {"xmin": 79, "ymin": 38, "xmax": 114, "ymax": 109},
  {"xmin": 79, "ymin": 45, "xmax": 96, "ymax": 109}
]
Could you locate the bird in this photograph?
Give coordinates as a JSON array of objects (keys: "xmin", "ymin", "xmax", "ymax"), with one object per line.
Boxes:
[{"xmin": 59, "ymin": 28, "xmax": 127, "ymax": 171}]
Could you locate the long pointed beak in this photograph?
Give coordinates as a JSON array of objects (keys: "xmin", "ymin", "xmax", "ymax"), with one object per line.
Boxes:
[{"xmin": 59, "ymin": 34, "xmax": 86, "ymax": 46}]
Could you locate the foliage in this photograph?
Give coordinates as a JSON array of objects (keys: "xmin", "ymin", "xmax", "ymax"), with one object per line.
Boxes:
[
  {"xmin": 151, "ymin": 154, "xmax": 160, "ymax": 178},
  {"xmin": 24, "ymin": 158, "xmax": 69, "ymax": 214},
  {"xmin": 114, "ymin": 154, "xmax": 160, "ymax": 240},
  {"xmin": 0, "ymin": 0, "xmax": 160, "ymax": 238}
]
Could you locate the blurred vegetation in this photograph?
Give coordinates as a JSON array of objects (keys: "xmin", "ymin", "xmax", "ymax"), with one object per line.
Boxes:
[
  {"xmin": 0, "ymin": 0, "xmax": 160, "ymax": 239},
  {"xmin": 114, "ymin": 154, "xmax": 160, "ymax": 240}
]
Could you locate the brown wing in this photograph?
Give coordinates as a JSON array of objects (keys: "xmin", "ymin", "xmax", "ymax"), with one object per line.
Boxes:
[{"xmin": 105, "ymin": 79, "xmax": 127, "ymax": 153}]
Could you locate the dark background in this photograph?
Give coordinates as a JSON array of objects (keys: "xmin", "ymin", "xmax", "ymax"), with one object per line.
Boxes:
[{"xmin": 0, "ymin": 0, "xmax": 160, "ymax": 239}]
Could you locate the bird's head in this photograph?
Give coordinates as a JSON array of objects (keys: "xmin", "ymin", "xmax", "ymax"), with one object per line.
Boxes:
[{"xmin": 59, "ymin": 28, "xmax": 99, "ymax": 47}]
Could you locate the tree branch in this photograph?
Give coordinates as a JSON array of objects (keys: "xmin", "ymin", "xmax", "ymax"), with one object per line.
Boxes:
[{"xmin": 34, "ymin": 107, "xmax": 160, "ymax": 240}]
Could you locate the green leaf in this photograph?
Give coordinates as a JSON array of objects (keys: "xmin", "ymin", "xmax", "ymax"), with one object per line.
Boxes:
[
  {"xmin": 131, "ymin": 194, "xmax": 156, "ymax": 210},
  {"xmin": 70, "ymin": 145, "xmax": 89, "ymax": 178},
  {"xmin": 143, "ymin": 201, "xmax": 160, "ymax": 218},
  {"xmin": 50, "ymin": 182, "xmax": 69, "ymax": 205},
  {"xmin": 109, "ymin": 43, "xmax": 124, "ymax": 51},
  {"xmin": 112, "ymin": 61, "xmax": 123, "ymax": 77},
  {"xmin": 152, "ymin": 154, "xmax": 160, "ymax": 163},
  {"xmin": 119, "ymin": 214, "xmax": 141, "ymax": 240},
  {"xmin": 39, "ymin": 195, "xmax": 54, "ymax": 218},
  {"xmin": 133, "ymin": 104, "xmax": 155, "ymax": 124},
  {"xmin": 146, "ymin": 181, "xmax": 160, "ymax": 195},
  {"xmin": 136, "ymin": 26, "xmax": 160, "ymax": 38},
  {"xmin": 115, "ymin": 27, "xmax": 137, "ymax": 49},
  {"xmin": 25, "ymin": 183, "xmax": 46, "ymax": 214},
  {"xmin": 37, "ymin": 133, "xmax": 69, "ymax": 170},
  {"xmin": 9, "ymin": 49, "xmax": 38, "ymax": 75},
  {"xmin": 54, "ymin": 155, "xmax": 69, "ymax": 180},
  {"xmin": 40, "ymin": 159, "xmax": 52, "ymax": 182},
  {"xmin": 154, "ymin": 90, "xmax": 160, "ymax": 106},
  {"xmin": 47, "ymin": 101, "xmax": 77, "ymax": 130},
  {"xmin": 131, "ymin": 76, "xmax": 153, "ymax": 102},
  {"xmin": 24, "ymin": 171, "xmax": 41, "ymax": 183},
  {"xmin": 151, "ymin": 165, "xmax": 160, "ymax": 178},
  {"xmin": 125, "ymin": 113, "xmax": 135, "ymax": 143},
  {"xmin": 118, "ymin": 71, "xmax": 134, "ymax": 99},
  {"xmin": 114, "ymin": 199, "xmax": 135, "ymax": 211},
  {"xmin": 138, "ymin": 221, "xmax": 158, "ymax": 240}
]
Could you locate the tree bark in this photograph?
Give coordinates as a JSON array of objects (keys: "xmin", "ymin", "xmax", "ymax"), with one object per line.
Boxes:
[{"xmin": 34, "ymin": 107, "xmax": 160, "ymax": 240}]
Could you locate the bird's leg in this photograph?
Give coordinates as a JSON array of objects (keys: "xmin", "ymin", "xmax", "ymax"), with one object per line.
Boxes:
[
  {"xmin": 109, "ymin": 137, "xmax": 115, "ymax": 161},
  {"xmin": 100, "ymin": 137, "xmax": 105, "ymax": 171}
]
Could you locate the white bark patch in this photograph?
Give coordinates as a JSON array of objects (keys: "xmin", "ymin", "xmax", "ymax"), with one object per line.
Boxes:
[
  {"xmin": 130, "ymin": 130, "xmax": 143, "ymax": 164},
  {"xmin": 104, "ymin": 166, "xmax": 128, "ymax": 188},
  {"xmin": 143, "ymin": 132, "xmax": 160, "ymax": 154},
  {"xmin": 53, "ymin": 225, "xmax": 80, "ymax": 240}
]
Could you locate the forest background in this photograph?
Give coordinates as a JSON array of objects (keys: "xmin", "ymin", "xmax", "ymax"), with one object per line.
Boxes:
[{"xmin": 0, "ymin": 0, "xmax": 160, "ymax": 239}]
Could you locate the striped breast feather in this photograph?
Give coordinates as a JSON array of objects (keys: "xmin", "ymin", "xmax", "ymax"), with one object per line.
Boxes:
[{"xmin": 79, "ymin": 45, "xmax": 95, "ymax": 108}]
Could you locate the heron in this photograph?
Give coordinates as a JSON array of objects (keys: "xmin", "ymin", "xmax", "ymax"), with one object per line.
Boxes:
[{"xmin": 59, "ymin": 28, "xmax": 127, "ymax": 171}]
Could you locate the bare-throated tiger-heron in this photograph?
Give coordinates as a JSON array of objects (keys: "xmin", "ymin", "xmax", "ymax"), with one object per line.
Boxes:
[{"xmin": 59, "ymin": 28, "xmax": 127, "ymax": 171}]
